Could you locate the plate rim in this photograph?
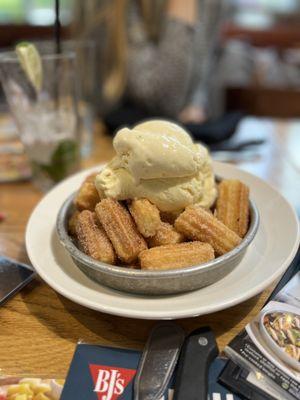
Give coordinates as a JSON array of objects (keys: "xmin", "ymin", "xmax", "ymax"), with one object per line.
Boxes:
[{"xmin": 25, "ymin": 162, "xmax": 300, "ymax": 319}]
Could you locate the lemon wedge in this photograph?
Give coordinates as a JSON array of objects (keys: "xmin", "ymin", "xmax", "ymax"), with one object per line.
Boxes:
[{"xmin": 16, "ymin": 42, "xmax": 43, "ymax": 92}]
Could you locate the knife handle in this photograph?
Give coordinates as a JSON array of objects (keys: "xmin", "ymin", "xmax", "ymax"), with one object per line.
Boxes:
[{"xmin": 173, "ymin": 326, "xmax": 219, "ymax": 400}]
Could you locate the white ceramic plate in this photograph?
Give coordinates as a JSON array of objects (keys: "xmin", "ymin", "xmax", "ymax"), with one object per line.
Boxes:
[{"xmin": 26, "ymin": 162, "xmax": 300, "ymax": 320}]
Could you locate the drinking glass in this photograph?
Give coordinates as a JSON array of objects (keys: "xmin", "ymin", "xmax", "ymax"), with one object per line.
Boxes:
[
  {"xmin": 33, "ymin": 39, "xmax": 96, "ymax": 157},
  {"xmin": 0, "ymin": 50, "xmax": 80, "ymax": 191}
]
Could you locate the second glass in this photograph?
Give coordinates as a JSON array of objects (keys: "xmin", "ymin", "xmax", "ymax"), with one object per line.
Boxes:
[{"xmin": 0, "ymin": 49, "xmax": 80, "ymax": 191}]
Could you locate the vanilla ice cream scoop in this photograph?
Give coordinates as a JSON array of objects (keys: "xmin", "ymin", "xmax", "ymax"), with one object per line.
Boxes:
[
  {"xmin": 95, "ymin": 120, "xmax": 217, "ymax": 212},
  {"xmin": 113, "ymin": 120, "xmax": 207, "ymax": 182}
]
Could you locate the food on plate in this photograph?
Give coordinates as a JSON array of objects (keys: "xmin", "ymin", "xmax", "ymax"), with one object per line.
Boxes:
[
  {"xmin": 148, "ymin": 222, "xmax": 184, "ymax": 247},
  {"xmin": 263, "ymin": 312, "xmax": 300, "ymax": 362},
  {"xmin": 68, "ymin": 210, "xmax": 80, "ymax": 236},
  {"xmin": 160, "ymin": 210, "xmax": 181, "ymax": 224},
  {"xmin": 139, "ymin": 242, "xmax": 214, "ymax": 270},
  {"xmin": 68, "ymin": 120, "xmax": 252, "ymax": 271},
  {"xmin": 95, "ymin": 120, "xmax": 217, "ymax": 212},
  {"xmin": 216, "ymin": 179, "xmax": 249, "ymax": 237},
  {"xmin": 175, "ymin": 205, "xmax": 242, "ymax": 256},
  {"xmin": 0, "ymin": 377, "xmax": 63, "ymax": 400},
  {"xmin": 76, "ymin": 210, "xmax": 116, "ymax": 264},
  {"xmin": 74, "ymin": 173, "xmax": 101, "ymax": 211},
  {"xmin": 128, "ymin": 198, "xmax": 161, "ymax": 237},
  {"xmin": 95, "ymin": 199, "xmax": 147, "ymax": 263}
]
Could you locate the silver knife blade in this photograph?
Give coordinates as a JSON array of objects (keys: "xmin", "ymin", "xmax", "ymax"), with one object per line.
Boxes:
[{"xmin": 134, "ymin": 322, "xmax": 185, "ymax": 400}]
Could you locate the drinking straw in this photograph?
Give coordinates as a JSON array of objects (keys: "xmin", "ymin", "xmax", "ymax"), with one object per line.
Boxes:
[{"xmin": 55, "ymin": 0, "xmax": 61, "ymax": 54}]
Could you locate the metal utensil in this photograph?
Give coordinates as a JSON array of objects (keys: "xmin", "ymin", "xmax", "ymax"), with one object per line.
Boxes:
[
  {"xmin": 134, "ymin": 322, "xmax": 185, "ymax": 400},
  {"xmin": 210, "ymin": 139, "xmax": 266, "ymax": 152}
]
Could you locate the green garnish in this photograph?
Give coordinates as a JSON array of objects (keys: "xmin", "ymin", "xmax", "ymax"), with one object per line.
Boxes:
[{"xmin": 33, "ymin": 139, "xmax": 79, "ymax": 182}]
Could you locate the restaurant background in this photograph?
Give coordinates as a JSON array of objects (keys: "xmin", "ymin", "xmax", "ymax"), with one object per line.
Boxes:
[
  {"xmin": 1, "ymin": 0, "xmax": 300, "ymax": 206},
  {"xmin": 1, "ymin": 0, "xmax": 300, "ymax": 116}
]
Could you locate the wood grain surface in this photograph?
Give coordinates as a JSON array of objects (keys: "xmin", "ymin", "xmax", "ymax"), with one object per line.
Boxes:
[{"xmin": 0, "ymin": 117, "xmax": 299, "ymax": 378}]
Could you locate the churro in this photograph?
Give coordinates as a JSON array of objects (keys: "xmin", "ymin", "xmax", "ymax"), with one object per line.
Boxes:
[
  {"xmin": 160, "ymin": 210, "xmax": 181, "ymax": 224},
  {"xmin": 128, "ymin": 198, "xmax": 161, "ymax": 237},
  {"xmin": 76, "ymin": 210, "xmax": 116, "ymax": 264},
  {"xmin": 68, "ymin": 210, "xmax": 80, "ymax": 236},
  {"xmin": 74, "ymin": 173, "xmax": 101, "ymax": 211},
  {"xmin": 95, "ymin": 199, "xmax": 147, "ymax": 263},
  {"xmin": 216, "ymin": 179, "xmax": 249, "ymax": 237},
  {"xmin": 148, "ymin": 222, "xmax": 184, "ymax": 247},
  {"xmin": 175, "ymin": 206, "xmax": 242, "ymax": 255},
  {"xmin": 139, "ymin": 241, "xmax": 214, "ymax": 270}
]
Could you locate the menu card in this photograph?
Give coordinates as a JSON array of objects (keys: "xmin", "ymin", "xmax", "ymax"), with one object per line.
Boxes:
[
  {"xmin": 225, "ymin": 271, "xmax": 300, "ymax": 399},
  {"xmin": 60, "ymin": 343, "xmax": 238, "ymax": 399}
]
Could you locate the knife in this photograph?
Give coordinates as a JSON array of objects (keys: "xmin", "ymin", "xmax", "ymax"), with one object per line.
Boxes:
[
  {"xmin": 173, "ymin": 326, "xmax": 219, "ymax": 400},
  {"xmin": 134, "ymin": 322, "xmax": 185, "ymax": 400}
]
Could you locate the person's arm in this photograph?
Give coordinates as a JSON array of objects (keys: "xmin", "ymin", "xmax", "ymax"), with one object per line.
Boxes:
[
  {"xmin": 167, "ymin": 0, "xmax": 197, "ymax": 26},
  {"xmin": 178, "ymin": 104, "xmax": 207, "ymax": 124},
  {"xmin": 179, "ymin": 0, "xmax": 225, "ymax": 123},
  {"xmin": 178, "ymin": 55, "xmax": 210, "ymax": 124},
  {"xmin": 126, "ymin": 1, "xmax": 198, "ymax": 117}
]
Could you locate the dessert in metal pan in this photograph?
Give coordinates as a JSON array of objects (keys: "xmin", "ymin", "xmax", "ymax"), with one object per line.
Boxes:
[{"xmin": 68, "ymin": 120, "xmax": 252, "ymax": 271}]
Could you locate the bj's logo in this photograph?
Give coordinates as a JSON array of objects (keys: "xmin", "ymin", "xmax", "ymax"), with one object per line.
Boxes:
[{"xmin": 89, "ymin": 364, "xmax": 136, "ymax": 400}]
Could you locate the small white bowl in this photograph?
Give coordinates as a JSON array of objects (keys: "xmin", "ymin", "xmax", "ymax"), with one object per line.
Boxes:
[{"xmin": 50, "ymin": 379, "xmax": 64, "ymax": 399}]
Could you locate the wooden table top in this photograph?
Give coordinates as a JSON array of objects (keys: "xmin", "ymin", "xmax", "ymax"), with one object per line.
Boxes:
[{"xmin": 0, "ymin": 117, "xmax": 299, "ymax": 378}]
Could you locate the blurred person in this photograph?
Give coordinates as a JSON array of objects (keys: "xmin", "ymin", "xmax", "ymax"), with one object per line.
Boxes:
[{"xmin": 74, "ymin": 0, "xmax": 225, "ymax": 121}]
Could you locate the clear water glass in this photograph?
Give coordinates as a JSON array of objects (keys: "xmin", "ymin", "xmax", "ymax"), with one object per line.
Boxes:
[
  {"xmin": 0, "ymin": 50, "xmax": 80, "ymax": 191},
  {"xmin": 33, "ymin": 39, "xmax": 97, "ymax": 158}
]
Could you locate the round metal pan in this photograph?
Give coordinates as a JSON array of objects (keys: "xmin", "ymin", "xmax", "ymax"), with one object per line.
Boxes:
[{"xmin": 56, "ymin": 191, "xmax": 259, "ymax": 295}]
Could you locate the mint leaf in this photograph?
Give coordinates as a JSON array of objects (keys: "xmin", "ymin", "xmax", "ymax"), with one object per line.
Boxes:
[{"xmin": 33, "ymin": 139, "xmax": 79, "ymax": 183}]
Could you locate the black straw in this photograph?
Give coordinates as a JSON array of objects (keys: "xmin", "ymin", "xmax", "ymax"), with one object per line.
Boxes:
[
  {"xmin": 54, "ymin": 0, "xmax": 61, "ymax": 54},
  {"xmin": 54, "ymin": 0, "xmax": 61, "ymax": 108}
]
